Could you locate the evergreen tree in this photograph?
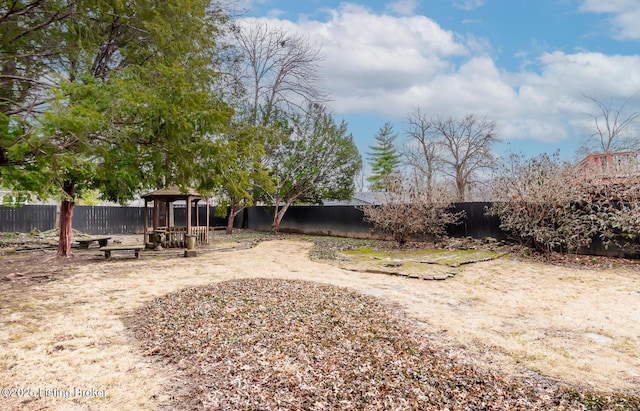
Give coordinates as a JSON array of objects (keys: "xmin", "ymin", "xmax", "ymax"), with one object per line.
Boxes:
[
  {"xmin": 0, "ymin": 0, "xmax": 234, "ymax": 256},
  {"xmin": 366, "ymin": 122, "xmax": 402, "ymax": 191}
]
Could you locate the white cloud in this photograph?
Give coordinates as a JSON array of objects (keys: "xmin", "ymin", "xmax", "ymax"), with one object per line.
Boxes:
[
  {"xmin": 535, "ymin": 51, "xmax": 640, "ymax": 98},
  {"xmin": 294, "ymin": 3, "xmax": 468, "ymax": 106},
  {"xmin": 579, "ymin": 0, "xmax": 640, "ymax": 39},
  {"xmin": 506, "ymin": 51, "xmax": 640, "ymax": 142},
  {"xmin": 239, "ymin": 2, "xmax": 640, "ymax": 148},
  {"xmin": 451, "ymin": 0, "xmax": 485, "ymax": 11},
  {"xmin": 579, "ymin": 0, "xmax": 635, "ymax": 13},
  {"xmin": 385, "ymin": 0, "xmax": 419, "ymax": 16}
]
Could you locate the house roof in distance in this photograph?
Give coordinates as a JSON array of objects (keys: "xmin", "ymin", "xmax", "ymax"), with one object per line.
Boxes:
[
  {"xmin": 577, "ymin": 150, "xmax": 640, "ymax": 179},
  {"xmin": 323, "ymin": 192, "xmax": 389, "ymax": 206}
]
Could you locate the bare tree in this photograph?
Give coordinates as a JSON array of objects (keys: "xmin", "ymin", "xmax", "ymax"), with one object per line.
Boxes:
[
  {"xmin": 403, "ymin": 107, "xmax": 442, "ymax": 196},
  {"xmin": 233, "ymin": 21, "xmax": 339, "ymax": 234},
  {"xmin": 235, "ymin": 21, "xmax": 327, "ymax": 126},
  {"xmin": 433, "ymin": 114, "xmax": 498, "ymax": 201},
  {"xmin": 579, "ymin": 93, "xmax": 640, "ymax": 154}
]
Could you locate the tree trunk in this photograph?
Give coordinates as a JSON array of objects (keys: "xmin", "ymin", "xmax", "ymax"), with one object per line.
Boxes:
[
  {"xmin": 57, "ymin": 181, "xmax": 76, "ymax": 257},
  {"xmin": 456, "ymin": 172, "xmax": 465, "ymax": 202},
  {"xmin": 226, "ymin": 204, "xmax": 235, "ymax": 234},
  {"xmin": 271, "ymin": 206, "xmax": 279, "ymax": 234},
  {"xmin": 226, "ymin": 204, "xmax": 246, "ymax": 235},
  {"xmin": 271, "ymin": 203, "xmax": 291, "ymax": 234}
]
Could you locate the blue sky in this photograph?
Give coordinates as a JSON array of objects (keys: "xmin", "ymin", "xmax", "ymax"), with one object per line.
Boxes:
[{"xmin": 239, "ymin": 0, "xmax": 640, "ymax": 166}]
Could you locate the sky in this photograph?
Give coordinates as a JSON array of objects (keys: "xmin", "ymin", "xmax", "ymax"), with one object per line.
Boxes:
[{"xmin": 238, "ymin": 0, "xmax": 640, "ymax": 165}]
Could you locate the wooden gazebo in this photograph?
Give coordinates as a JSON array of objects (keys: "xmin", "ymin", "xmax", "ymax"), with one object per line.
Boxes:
[{"xmin": 142, "ymin": 186, "xmax": 210, "ymax": 248}]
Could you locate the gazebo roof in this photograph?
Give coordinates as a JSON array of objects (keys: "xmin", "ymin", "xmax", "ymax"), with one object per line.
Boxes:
[{"xmin": 141, "ymin": 185, "xmax": 205, "ymax": 201}]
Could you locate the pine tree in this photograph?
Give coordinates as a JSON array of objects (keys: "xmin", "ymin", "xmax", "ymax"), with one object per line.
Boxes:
[{"xmin": 366, "ymin": 122, "xmax": 402, "ymax": 191}]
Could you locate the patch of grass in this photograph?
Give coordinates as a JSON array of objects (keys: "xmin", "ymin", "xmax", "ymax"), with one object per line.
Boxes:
[
  {"xmin": 210, "ymin": 232, "xmax": 516, "ymax": 269},
  {"xmin": 306, "ymin": 236, "xmax": 505, "ymax": 277},
  {"xmin": 0, "ymin": 353, "xmax": 17, "ymax": 370},
  {"xmin": 613, "ymin": 336, "xmax": 640, "ymax": 357},
  {"xmin": 344, "ymin": 247, "xmax": 504, "ymax": 267},
  {"xmin": 348, "ymin": 246, "xmax": 377, "ymax": 254},
  {"xmin": 305, "ymin": 236, "xmax": 387, "ymax": 260},
  {"xmin": 209, "ymin": 229, "xmax": 273, "ymax": 244}
]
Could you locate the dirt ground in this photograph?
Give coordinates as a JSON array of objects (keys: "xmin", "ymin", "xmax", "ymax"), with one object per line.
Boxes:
[{"xmin": 0, "ymin": 232, "xmax": 639, "ymax": 410}]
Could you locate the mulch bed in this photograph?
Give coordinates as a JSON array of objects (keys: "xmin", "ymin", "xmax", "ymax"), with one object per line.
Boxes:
[{"xmin": 127, "ymin": 278, "xmax": 639, "ymax": 410}]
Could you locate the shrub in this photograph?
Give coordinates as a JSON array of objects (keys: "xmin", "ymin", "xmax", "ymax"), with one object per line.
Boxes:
[
  {"xmin": 488, "ymin": 151, "xmax": 640, "ymax": 255},
  {"xmin": 360, "ymin": 183, "xmax": 464, "ymax": 246}
]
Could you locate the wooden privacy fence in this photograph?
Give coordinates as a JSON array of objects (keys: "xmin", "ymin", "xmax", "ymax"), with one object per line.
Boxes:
[
  {"xmin": 0, "ymin": 203, "xmax": 507, "ymax": 238},
  {"xmin": 241, "ymin": 203, "xmax": 506, "ymax": 240},
  {"xmin": 0, "ymin": 203, "xmax": 630, "ymax": 258},
  {"xmin": 73, "ymin": 206, "xmax": 148, "ymax": 234},
  {"xmin": 0, "ymin": 205, "xmax": 56, "ymax": 232},
  {"xmin": 0, "ymin": 205, "xmax": 222, "ymax": 235},
  {"xmin": 0, "ymin": 205, "xmax": 147, "ymax": 234}
]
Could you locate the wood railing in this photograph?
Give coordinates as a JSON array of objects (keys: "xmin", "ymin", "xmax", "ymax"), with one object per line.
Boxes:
[
  {"xmin": 190, "ymin": 226, "xmax": 208, "ymax": 245},
  {"xmin": 578, "ymin": 151, "xmax": 640, "ymax": 179},
  {"xmin": 146, "ymin": 226, "xmax": 209, "ymax": 248}
]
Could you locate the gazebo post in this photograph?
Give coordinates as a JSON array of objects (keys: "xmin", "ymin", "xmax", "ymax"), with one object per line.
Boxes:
[
  {"xmin": 165, "ymin": 200, "xmax": 170, "ymax": 228},
  {"xmin": 205, "ymin": 198, "xmax": 210, "ymax": 244},
  {"xmin": 186, "ymin": 195, "xmax": 192, "ymax": 246},
  {"xmin": 151, "ymin": 199, "xmax": 162, "ymax": 249},
  {"xmin": 143, "ymin": 199, "xmax": 149, "ymax": 246},
  {"xmin": 194, "ymin": 199, "xmax": 200, "ymax": 245},
  {"xmin": 152, "ymin": 200, "xmax": 159, "ymax": 231}
]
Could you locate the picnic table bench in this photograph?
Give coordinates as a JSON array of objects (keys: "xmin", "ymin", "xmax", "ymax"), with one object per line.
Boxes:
[
  {"xmin": 77, "ymin": 236, "xmax": 112, "ymax": 249},
  {"xmin": 99, "ymin": 245, "xmax": 145, "ymax": 259}
]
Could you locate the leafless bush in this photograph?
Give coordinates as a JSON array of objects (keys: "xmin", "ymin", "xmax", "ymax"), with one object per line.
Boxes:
[
  {"xmin": 489, "ymin": 152, "xmax": 584, "ymax": 252},
  {"xmin": 581, "ymin": 178, "xmax": 640, "ymax": 253},
  {"xmin": 360, "ymin": 180, "xmax": 464, "ymax": 246},
  {"xmin": 488, "ymin": 152, "xmax": 640, "ymax": 255}
]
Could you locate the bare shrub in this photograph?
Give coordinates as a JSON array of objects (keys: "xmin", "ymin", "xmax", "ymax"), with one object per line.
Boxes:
[
  {"xmin": 489, "ymin": 151, "xmax": 640, "ymax": 255},
  {"xmin": 360, "ymin": 179, "xmax": 464, "ymax": 246},
  {"xmin": 581, "ymin": 178, "xmax": 640, "ymax": 254},
  {"xmin": 488, "ymin": 152, "xmax": 596, "ymax": 252}
]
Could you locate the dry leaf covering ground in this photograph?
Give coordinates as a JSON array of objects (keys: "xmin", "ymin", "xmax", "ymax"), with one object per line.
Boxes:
[{"xmin": 0, "ymin": 231, "xmax": 639, "ymax": 410}]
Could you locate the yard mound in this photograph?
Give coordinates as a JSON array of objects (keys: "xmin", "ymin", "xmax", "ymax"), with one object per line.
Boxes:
[{"xmin": 127, "ymin": 278, "xmax": 638, "ymax": 410}]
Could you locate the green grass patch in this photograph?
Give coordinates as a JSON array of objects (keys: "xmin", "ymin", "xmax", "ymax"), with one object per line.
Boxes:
[{"xmin": 344, "ymin": 248, "xmax": 504, "ymax": 267}]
